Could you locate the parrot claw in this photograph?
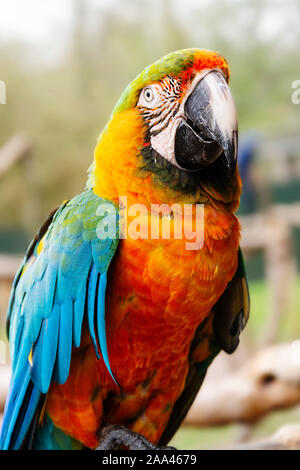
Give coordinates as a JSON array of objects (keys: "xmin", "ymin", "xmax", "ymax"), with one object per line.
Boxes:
[{"xmin": 96, "ymin": 425, "xmax": 176, "ymax": 451}]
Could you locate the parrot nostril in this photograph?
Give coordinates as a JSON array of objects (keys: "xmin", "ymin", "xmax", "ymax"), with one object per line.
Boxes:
[{"xmin": 259, "ymin": 373, "xmax": 276, "ymax": 386}]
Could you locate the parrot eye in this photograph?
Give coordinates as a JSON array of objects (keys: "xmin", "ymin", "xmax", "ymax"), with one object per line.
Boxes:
[{"xmin": 143, "ymin": 87, "xmax": 154, "ymax": 102}]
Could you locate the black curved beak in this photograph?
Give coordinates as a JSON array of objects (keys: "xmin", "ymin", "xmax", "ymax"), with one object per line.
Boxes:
[{"xmin": 175, "ymin": 70, "xmax": 238, "ymax": 176}]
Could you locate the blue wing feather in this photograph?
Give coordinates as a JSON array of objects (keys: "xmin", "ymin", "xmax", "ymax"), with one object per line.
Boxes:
[
  {"xmin": 0, "ymin": 190, "xmax": 119, "ymax": 449},
  {"xmin": 97, "ymin": 272, "xmax": 119, "ymax": 386},
  {"xmin": 13, "ymin": 384, "xmax": 41, "ymax": 450},
  {"xmin": 87, "ymin": 264, "xmax": 101, "ymax": 359},
  {"xmin": 53, "ymin": 299, "xmax": 73, "ymax": 384},
  {"xmin": 0, "ymin": 362, "xmax": 36, "ymax": 449},
  {"xmin": 31, "ymin": 304, "xmax": 60, "ymax": 393},
  {"xmin": 72, "ymin": 282, "xmax": 87, "ymax": 348}
]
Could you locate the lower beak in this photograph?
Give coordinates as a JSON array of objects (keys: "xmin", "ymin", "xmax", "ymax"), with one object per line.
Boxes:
[{"xmin": 175, "ymin": 70, "xmax": 238, "ymax": 176}]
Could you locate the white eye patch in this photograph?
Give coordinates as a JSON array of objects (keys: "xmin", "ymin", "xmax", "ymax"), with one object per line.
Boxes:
[{"xmin": 137, "ymin": 85, "xmax": 162, "ymax": 108}]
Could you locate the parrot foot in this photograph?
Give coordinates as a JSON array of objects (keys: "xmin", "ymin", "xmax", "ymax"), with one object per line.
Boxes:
[{"xmin": 96, "ymin": 425, "xmax": 176, "ymax": 451}]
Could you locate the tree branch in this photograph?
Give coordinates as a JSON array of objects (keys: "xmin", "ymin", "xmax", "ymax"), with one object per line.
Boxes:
[
  {"xmin": 0, "ymin": 133, "xmax": 32, "ymax": 177},
  {"xmin": 185, "ymin": 343, "xmax": 300, "ymax": 426}
]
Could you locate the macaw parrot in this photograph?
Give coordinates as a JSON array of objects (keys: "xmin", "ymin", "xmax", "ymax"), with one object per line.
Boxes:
[{"xmin": 0, "ymin": 48, "xmax": 249, "ymax": 450}]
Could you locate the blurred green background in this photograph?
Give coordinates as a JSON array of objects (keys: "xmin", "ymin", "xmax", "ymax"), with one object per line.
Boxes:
[{"xmin": 1, "ymin": 0, "xmax": 300, "ymax": 450}]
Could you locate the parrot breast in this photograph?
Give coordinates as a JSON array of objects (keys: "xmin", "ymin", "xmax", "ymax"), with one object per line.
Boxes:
[{"xmin": 45, "ymin": 199, "xmax": 240, "ymax": 448}]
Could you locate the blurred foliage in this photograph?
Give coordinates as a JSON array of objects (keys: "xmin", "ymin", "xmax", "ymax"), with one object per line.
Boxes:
[{"xmin": 0, "ymin": 0, "xmax": 299, "ymax": 239}]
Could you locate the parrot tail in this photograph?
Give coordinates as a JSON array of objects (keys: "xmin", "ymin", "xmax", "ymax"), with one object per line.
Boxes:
[{"xmin": 0, "ymin": 361, "xmax": 44, "ymax": 450}]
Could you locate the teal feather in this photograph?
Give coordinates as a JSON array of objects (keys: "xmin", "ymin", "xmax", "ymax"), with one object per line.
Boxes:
[
  {"xmin": 97, "ymin": 272, "xmax": 119, "ymax": 386},
  {"xmin": 0, "ymin": 190, "xmax": 119, "ymax": 449},
  {"xmin": 87, "ymin": 264, "xmax": 100, "ymax": 359},
  {"xmin": 31, "ymin": 304, "xmax": 60, "ymax": 393},
  {"xmin": 0, "ymin": 362, "xmax": 41, "ymax": 450},
  {"xmin": 72, "ymin": 282, "xmax": 87, "ymax": 348},
  {"xmin": 33, "ymin": 415, "xmax": 83, "ymax": 450},
  {"xmin": 53, "ymin": 299, "xmax": 73, "ymax": 384}
]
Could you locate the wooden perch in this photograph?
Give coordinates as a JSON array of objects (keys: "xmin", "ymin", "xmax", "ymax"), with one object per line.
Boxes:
[
  {"xmin": 232, "ymin": 424, "xmax": 300, "ymax": 450},
  {"xmin": 0, "ymin": 133, "xmax": 32, "ymax": 177},
  {"xmin": 184, "ymin": 343, "xmax": 300, "ymax": 426}
]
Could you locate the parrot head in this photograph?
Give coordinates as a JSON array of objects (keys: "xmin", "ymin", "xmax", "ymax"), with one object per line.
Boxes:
[{"xmin": 91, "ymin": 49, "xmax": 240, "ymax": 204}]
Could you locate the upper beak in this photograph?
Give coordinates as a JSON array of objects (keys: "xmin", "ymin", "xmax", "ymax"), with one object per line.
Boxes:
[{"xmin": 175, "ymin": 70, "xmax": 238, "ymax": 175}]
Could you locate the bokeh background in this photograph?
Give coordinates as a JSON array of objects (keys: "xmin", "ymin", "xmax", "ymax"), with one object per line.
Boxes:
[{"xmin": 0, "ymin": 0, "xmax": 300, "ymax": 449}]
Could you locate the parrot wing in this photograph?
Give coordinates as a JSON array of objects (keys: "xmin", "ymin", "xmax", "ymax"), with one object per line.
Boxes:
[
  {"xmin": 159, "ymin": 247, "xmax": 250, "ymax": 445},
  {"xmin": 0, "ymin": 190, "xmax": 119, "ymax": 450}
]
